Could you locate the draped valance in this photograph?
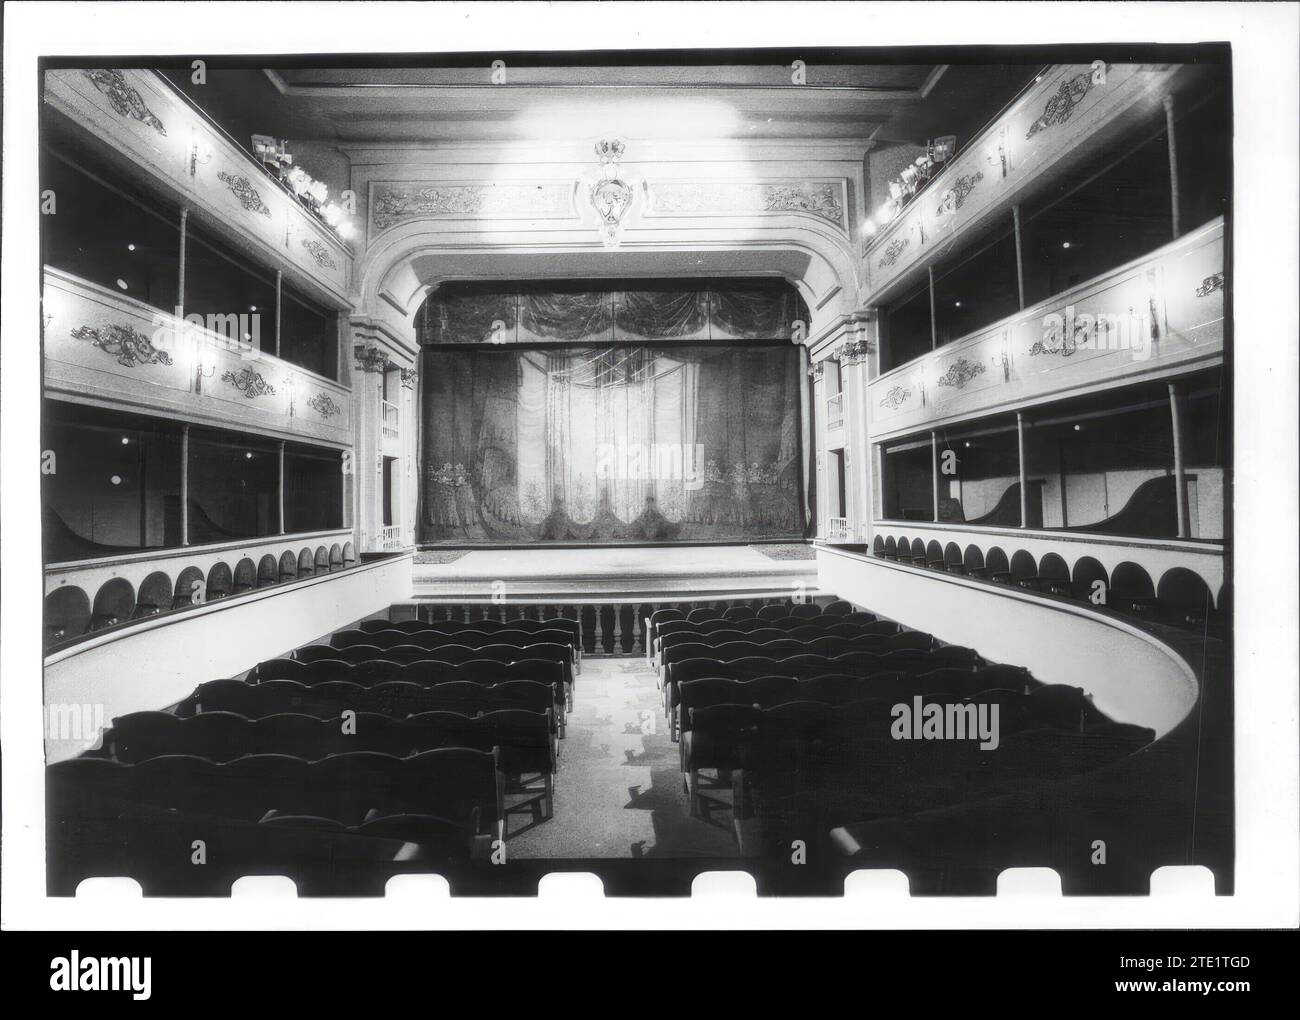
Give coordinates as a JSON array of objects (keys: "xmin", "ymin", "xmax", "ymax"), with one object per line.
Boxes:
[{"xmin": 417, "ymin": 279, "xmax": 809, "ymax": 345}]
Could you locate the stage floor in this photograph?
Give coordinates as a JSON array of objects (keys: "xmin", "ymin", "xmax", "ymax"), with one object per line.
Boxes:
[{"xmin": 409, "ymin": 544, "xmax": 819, "ymax": 600}]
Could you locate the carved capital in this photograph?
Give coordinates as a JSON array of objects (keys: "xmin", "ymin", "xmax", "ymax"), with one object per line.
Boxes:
[{"xmin": 353, "ymin": 343, "xmax": 389, "ymax": 373}]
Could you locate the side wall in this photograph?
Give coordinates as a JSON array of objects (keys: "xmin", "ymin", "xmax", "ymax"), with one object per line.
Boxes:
[
  {"xmin": 817, "ymin": 545, "xmax": 1199, "ymax": 736},
  {"xmin": 44, "ymin": 553, "xmax": 413, "ymax": 762}
]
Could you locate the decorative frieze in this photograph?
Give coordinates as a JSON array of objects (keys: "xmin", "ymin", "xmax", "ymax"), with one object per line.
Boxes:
[
  {"xmin": 217, "ymin": 171, "xmax": 272, "ymax": 218},
  {"xmin": 1025, "ymin": 68, "xmax": 1104, "ymax": 139},
  {"xmin": 1195, "ymin": 272, "xmax": 1225, "ymax": 298},
  {"xmin": 936, "ymin": 358, "xmax": 988, "ymax": 390},
  {"xmin": 878, "ymin": 237, "xmax": 908, "ymax": 269},
  {"xmin": 307, "ymin": 392, "xmax": 342, "ymax": 418},
  {"xmin": 70, "ymin": 323, "xmax": 173, "ymax": 368},
  {"xmin": 81, "ymin": 69, "xmax": 166, "ymax": 136},
  {"xmin": 370, "ymin": 181, "xmax": 575, "ymax": 231},
  {"xmin": 651, "ymin": 180, "xmax": 846, "ymax": 229},
  {"xmin": 879, "ymin": 385, "xmax": 912, "ymax": 410},
  {"xmin": 301, "ymin": 238, "xmax": 338, "ymax": 270},
  {"xmin": 936, "ymin": 170, "xmax": 984, "ymax": 216},
  {"xmin": 222, "ymin": 367, "xmax": 276, "ymax": 398}
]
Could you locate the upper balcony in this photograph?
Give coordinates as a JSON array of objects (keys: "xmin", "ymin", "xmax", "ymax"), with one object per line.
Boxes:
[
  {"xmin": 868, "ymin": 216, "xmax": 1223, "ymax": 441},
  {"xmin": 43, "ymin": 68, "xmax": 352, "ymax": 304},
  {"xmin": 864, "ymin": 63, "xmax": 1192, "ymax": 302},
  {"xmin": 43, "ymin": 266, "xmax": 352, "ymax": 446}
]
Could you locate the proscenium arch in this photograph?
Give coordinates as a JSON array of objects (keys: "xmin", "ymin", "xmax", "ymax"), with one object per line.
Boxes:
[{"xmin": 351, "ymin": 220, "xmax": 864, "ymax": 345}]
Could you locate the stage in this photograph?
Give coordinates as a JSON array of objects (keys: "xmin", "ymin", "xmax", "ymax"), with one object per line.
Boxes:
[{"xmin": 407, "ymin": 543, "xmax": 820, "ymax": 602}]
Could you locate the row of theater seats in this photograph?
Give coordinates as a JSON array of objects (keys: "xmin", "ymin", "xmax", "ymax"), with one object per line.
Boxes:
[
  {"xmin": 48, "ymin": 611, "xmax": 586, "ymax": 870},
  {"xmin": 49, "ymin": 748, "xmax": 501, "ymax": 856},
  {"xmin": 687, "ymin": 691, "xmax": 1155, "ymax": 829},
  {"xmin": 643, "ymin": 599, "xmax": 855, "ymax": 655}
]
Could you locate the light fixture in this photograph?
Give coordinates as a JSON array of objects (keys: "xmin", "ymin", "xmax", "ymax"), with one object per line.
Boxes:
[
  {"xmin": 110, "ymin": 475, "xmax": 122, "ymax": 485},
  {"xmin": 120, "ymin": 436, "xmax": 130, "ymax": 445},
  {"xmin": 127, "ymin": 243, "xmax": 136, "ymax": 252},
  {"xmin": 1062, "ymin": 241, "xmax": 1071, "ymax": 249},
  {"xmin": 249, "ymin": 305, "xmax": 257, "ymax": 312},
  {"xmin": 115, "ymin": 279, "xmax": 129, "ymax": 290},
  {"xmin": 954, "ymin": 301, "xmax": 963, "ymax": 308},
  {"xmin": 1073, "ymin": 424, "xmax": 1084, "ymax": 432},
  {"xmin": 245, "ymin": 451, "xmax": 254, "ymax": 459}
]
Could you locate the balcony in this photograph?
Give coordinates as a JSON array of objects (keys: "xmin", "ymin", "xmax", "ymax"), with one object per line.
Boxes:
[
  {"xmin": 43, "ymin": 68, "xmax": 352, "ymax": 302},
  {"xmin": 865, "ymin": 63, "xmax": 1189, "ymax": 299},
  {"xmin": 827, "ymin": 517, "xmax": 851, "ymax": 543},
  {"xmin": 868, "ymin": 217, "xmax": 1224, "ymax": 440},
  {"xmin": 379, "ymin": 524, "xmax": 404, "ymax": 550},
  {"xmin": 382, "ymin": 399, "xmax": 400, "ymax": 440},
  {"xmin": 43, "ymin": 267, "xmax": 352, "ymax": 445},
  {"xmin": 826, "ymin": 392, "xmax": 844, "ymax": 430}
]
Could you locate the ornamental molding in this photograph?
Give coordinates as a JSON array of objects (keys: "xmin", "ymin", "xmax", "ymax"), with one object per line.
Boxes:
[
  {"xmin": 1195, "ymin": 272, "xmax": 1225, "ymax": 298},
  {"xmin": 935, "ymin": 358, "xmax": 987, "ymax": 389},
  {"xmin": 354, "ymin": 343, "xmax": 389, "ymax": 373},
  {"xmin": 222, "ymin": 367, "xmax": 276, "ymax": 398},
  {"xmin": 648, "ymin": 179, "xmax": 847, "ymax": 230},
  {"xmin": 399, "ymin": 367, "xmax": 419, "ymax": 389},
  {"xmin": 301, "ymin": 238, "xmax": 338, "ymax": 270},
  {"xmin": 81, "ymin": 69, "xmax": 166, "ymax": 135},
  {"xmin": 589, "ymin": 138, "xmax": 634, "ymax": 247},
  {"xmin": 879, "ymin": 385, "xmax": 912, "ymax": 410},
  {"xmin": 370, "ymin": 180, "xmax": 576, "ymax": 231},
  {"xmin": 877, "ymin": 236, "xmax": 909, "ymax": 270},
  {"xmin": 1026, "ymin": 68, "xmax": 1105, "ymax": 139},
  {"xmin": 306, "ymin": 392, "xmax": 343, "ymax": 418},
  {"xmin": 217, "ymin": 170, "xmax": 272, "ymax": 218},
  {"xmin": 71, "ymin": 323, "xmax": 174, "ymax": 368},
  {"xmin": 835, "ymin": 339, "xmax": 875, "ymax": 365},
  {"xmin": 936, "ymin": 170, "xmax": 984, "ymax": 217}
]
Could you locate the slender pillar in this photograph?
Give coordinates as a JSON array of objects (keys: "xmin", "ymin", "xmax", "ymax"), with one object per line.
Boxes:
[
  {"xmin": 180, "ymin": 424, "xmax": 190, "ymax": 546},
  {"xmin": 931, "ymin": 431, "xmax": 940, "ymax": 522},
  {"xmin": 928, "ymin": 266, "xmax": 938, "ymax": 350},
  {"xmin": 1169, "ymin": 381, "xmax": 1190, "ymax": 538},
  {"xmin": 277, "ymin": 440, "xmax": 286, "ymax": 535},
  {"xmin": 274, "ymin": 269, "xmax": 283, "ymax": 357},
  {"xmin": 1016, "ymin": 412, "xmax": 1029, "ymax": 528},
  {"xmin": 797, "ymin": 343, "xmax": 813, "ymax": 535},
  {"xmin": 1164, "ymin": 94, "xmax": 1181, "ymax": 240},
  {"xmin": 1012, "ymin": 204, "xmax": 1026, "ymax": 310},
  {"xmin": 177, "ymin": 208, "xmax": 188, "ymax": 315}
]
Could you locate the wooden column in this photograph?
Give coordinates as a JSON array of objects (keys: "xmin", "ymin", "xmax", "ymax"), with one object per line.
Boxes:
[
  {"xmin": 1169, "ymin": 381, "xmax": 1190, "ymax": 538},
  {"xmin": 177, "ymin": 208, "xmax": 188, "ymax": 315},
  {"xmin": 931, "ymin": 431, "xmax": 940, "ymax": 522},
  {"xmin": 928, "ymin": 266, "xmax": 938, "ymax": 350},
  {"xmin": 1016, "ymin": 412, "xmax": 1029, "ymax": 528},
  {"xmin": 1164, "ymin": 94, "xmax": 1181, "ymax": 240},
  {"xmin": 180, "ymin": 424, "xmax": 190, "ymax": 546},
  {"xmin": 274, "ymin": 269, "xmax": 283, "ymax": 357},
  {"xmin": 277, "ymin": 440, "xmax": 286, "ymax": 534},
  {"xmin": 1012, "ymin": 204, "xmax": 1026, "ymax": 310}
]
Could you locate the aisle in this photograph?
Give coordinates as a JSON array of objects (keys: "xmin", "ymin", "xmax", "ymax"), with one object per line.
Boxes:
[{"xmin": 508, "ymin": 657, "xmax": 741, "ymax": 860}]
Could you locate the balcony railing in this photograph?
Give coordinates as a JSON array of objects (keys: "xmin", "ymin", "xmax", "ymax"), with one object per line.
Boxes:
[
  {"xmin": 868, "ymin": 217, "xmax": 1224, "ymax": 440},
  {"xmin": 43, "ymin": 267, "xmax": 352, "ymax": 444},
  {"xmin": 382, "ymin": 399, "xmax": 400, "ymax": 439},
  {"xmin": 864, "ymin": 63, "xmax": 1186, "ymax": 298},
  {"xmin": 380, "ymin": 525, "xmax": 404, "ymax": 550},
  {"xmin": 827, "ymin": 517, "xmax": 851, "ymax": 543},
  {"xmin": 826, "ymin": 392, "xmax": 844, "ymax": 429}
]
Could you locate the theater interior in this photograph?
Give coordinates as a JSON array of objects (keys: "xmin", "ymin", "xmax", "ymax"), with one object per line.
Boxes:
[{"xmin": 40, "ymin": 52, "xmax": 1231, "ymax": 896}]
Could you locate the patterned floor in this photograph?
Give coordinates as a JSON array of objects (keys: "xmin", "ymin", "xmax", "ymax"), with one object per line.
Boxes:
[{"xmin": 508, "ymin": 656, "xmax": 741, "ymax": 860}]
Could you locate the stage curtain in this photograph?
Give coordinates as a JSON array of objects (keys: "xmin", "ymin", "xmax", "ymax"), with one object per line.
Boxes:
[{"xmin": 419, "ymin": 344, "xmax": 803, "ymax": 544}]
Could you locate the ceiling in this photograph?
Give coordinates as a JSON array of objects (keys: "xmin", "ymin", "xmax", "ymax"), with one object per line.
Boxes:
[{"xmin": 163, "ymin": 58, "xmax": 1040, "ymax": 148}]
